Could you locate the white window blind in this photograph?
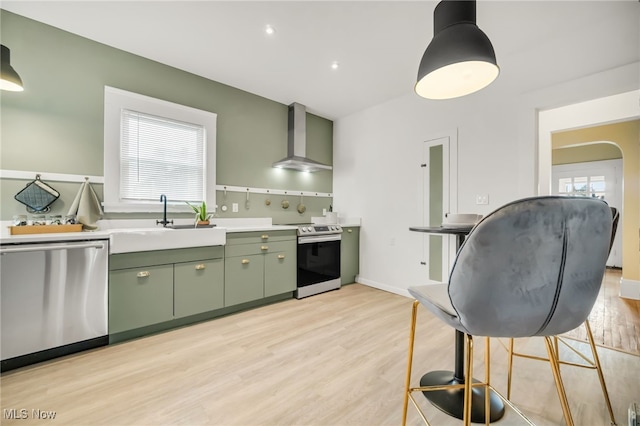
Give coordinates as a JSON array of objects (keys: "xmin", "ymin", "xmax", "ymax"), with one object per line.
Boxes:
[{"xmin": 120, "ymin": 109, "xmax": 205, "ymax": 203}]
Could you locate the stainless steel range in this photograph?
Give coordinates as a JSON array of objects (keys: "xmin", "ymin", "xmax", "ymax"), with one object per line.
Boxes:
[{"xmin": 296, "ymin": 224, "xmax": 342, "ymax": 299}]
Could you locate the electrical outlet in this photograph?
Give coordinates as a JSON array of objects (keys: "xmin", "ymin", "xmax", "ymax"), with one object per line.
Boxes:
[
  {"xmin": 322, "ymin": 208, "xmax": 327, "ymax": 215},
  {"xmin": 232, "ymin": 203, "xmax": 238, "ymax": 213},
  {"xmin": 476, "ymin": 195, "xmax": 489, "ymax": 205}
]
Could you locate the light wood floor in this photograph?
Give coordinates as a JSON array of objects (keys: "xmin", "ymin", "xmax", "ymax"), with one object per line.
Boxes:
[
  {"xmin": 563, "ymin": 268, "xmax": 640, "ymax": 354},
  {"xmin": 1, "ymin": 283, "xmax": 638, "ymax": 425}
]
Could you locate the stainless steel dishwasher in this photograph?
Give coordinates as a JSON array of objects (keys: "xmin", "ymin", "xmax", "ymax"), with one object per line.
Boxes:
[{"xmin": 1, "ymin": 239, "xmax": 109, "ymax": 371}]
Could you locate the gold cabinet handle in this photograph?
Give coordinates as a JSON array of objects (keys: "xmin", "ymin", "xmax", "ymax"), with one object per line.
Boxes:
[
  {"xmin": 137, "ymin": 271, "xmax": 151, "ymax": 278},
  {"xmin": 195, "ymin": 264, "xmax": 206, "ymax": 270},
  {"xmin": 241, "ymin": 259, "xmax": 250, "ymax": 264},
  {"xmin": 277, "ymin": 254, "xmax": 285, "ymax": 260},
  {"xmin": 347, "ymin": 229, "xmax": 353, "ymax": 233},
  {"xmin": 261, "ymin": 245, "xmax": 268, "ymax": 250},
  {"xmin": 261, "ymin": 234, "xmax": 269, "ymax": 239}
]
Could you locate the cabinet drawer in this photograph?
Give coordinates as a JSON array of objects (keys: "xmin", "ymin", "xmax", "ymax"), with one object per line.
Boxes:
[
  {"xmin": 225, "ymin": 240, "xmax": 296, "ymax": 258},
  {"xmin": 110, "ymin": 246, "xmax": 224, "ymax": 270},
  {"xmin": 224, "ymin": 254, "xmax": 264, "ymax": 306},
  {"xmin": 174, "ymin": 258, "xmax": 224, "ymax": 318},
  {"xmin": 226, "ymin": 231, "xmax": 296, "ymax": 246},
  {"xmin": 109, "ymin": 264, "xmax": 174, "ymax": 333}
]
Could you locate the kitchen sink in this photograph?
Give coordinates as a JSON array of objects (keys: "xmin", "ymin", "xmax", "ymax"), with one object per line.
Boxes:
[{"xmin": 108, "ymin": 226, "xmax": 226, "ymax": 254}]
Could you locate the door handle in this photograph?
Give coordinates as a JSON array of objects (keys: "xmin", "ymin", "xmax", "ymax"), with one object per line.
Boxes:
[
  {"xmin": 195, "ymin": 264, "xmax": 206, "ymax": 270},
  {"xmin": 277, "ymin": 254, "xmax": 285, "ymax": 260},
  {"xmin": 261, "ymin": 245, "xmax": 268, "ymax": 251},
  {"xmin": 347, "ymin": 229, "xmax": 353, "ymax": 233},
  {"xmin": 241, "ymin": 259, "xmax": 250, "ymax": 264},
  {"xmin": 261, "ymin": 234, "xmax": 269, "ymax": 239},
  {"xmin": 137, "ymin": 271, "xmax": 151, "ymax": 278}
]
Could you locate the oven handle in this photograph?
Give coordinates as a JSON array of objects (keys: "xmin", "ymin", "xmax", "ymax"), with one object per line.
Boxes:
[{"xmin": 298, "ymin": 234, "xmax": 342, "ymax": 244}]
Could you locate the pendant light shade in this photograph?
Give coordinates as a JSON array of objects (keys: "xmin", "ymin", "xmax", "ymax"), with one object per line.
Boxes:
[
  {"xmin": 1, "ymin": 45, "xmax": 24, "ymax": 92},
  {"xmin": 415, "ymin": 0, "xmax": 498, "ymax": 100}
]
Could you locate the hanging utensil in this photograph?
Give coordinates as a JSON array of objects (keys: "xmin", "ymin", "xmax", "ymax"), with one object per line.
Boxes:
[
  {"xmin": 220, "ymin": 187, "xmax": 228, "ymax": 212},
  {"xmin": 281, "ymin": 192, "xmax": 289, "ymax": 209},
  {"xmin": 297, "ymin": 193, "xmax": 306, "ymax": 214},
  {"xmin": 245, "ymin": 189, "xmax": 250, "ymax": 210}
]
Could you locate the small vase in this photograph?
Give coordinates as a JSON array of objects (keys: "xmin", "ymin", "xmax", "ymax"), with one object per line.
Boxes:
[{"xmin": 196, "ymin": 220, "xmax": 210, "ymax": 227}]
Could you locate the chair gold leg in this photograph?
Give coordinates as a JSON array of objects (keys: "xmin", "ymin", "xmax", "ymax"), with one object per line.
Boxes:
[
  {"xmin": 402, "ymin": 300, "xmax": 420, "ymax": 426},
  {"xmin": 485, "ymin": 337, "xmax": 491, "ymax": 426},
  {"xmin": 584, "ymin": 320, "xmax": 616, "ymax": 425},
  {"xmin": 507, "ymin": 338, "xmax": 514, "ymax": 399},
  {"xmin": 463, "ymin": 335, "xmax": 474, "ymax": 426},
  {"xmin": 544, "ymin": 336, "xmax": 574, "ymax": 426}
]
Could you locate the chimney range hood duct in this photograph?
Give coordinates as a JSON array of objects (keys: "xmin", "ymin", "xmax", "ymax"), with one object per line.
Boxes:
[{"xmin": 272, "ymin": 103, "xmax": 332, "ymax": 172}]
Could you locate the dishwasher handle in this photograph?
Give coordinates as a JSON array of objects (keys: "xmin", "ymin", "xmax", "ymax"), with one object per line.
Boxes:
[{"xmin": 0, "ymin": 241, "xmax": 107, "ymax": 254}]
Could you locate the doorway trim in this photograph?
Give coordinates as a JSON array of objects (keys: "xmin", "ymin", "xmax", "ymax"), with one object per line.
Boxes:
[
  {"xmin": 422, "ymin": 131, "xmax": 458, "ymax": 284},
  {"xmin": 537, "ymin": 89, "xmax": 640, "ymax": 299}
]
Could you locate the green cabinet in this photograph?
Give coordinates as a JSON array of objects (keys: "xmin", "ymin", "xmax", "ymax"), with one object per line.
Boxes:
[
  {"xmin": 109, "ymin": 246, "xmax": 224, "ymax": 334},
  {"xmin": 264, "ymin": 247, "xmax": 297, "ymax": 297},
  {"xmin": 341, "ymin": 226, "xmax": 360, "ymax": 285},
  {"xmin": 109, "ymin": 264, "xmax": 174, "ymax": 333},
  {"xmin": 225, "ymin": 230, "xmax": 297, "ymax": 305},
  {"xmin": 174, "ymin": 258, "xmax": 224, "ymax": 318},
  {"xmin": 224, "ymin": 254, "xmax": 264, "ymax": 306}
]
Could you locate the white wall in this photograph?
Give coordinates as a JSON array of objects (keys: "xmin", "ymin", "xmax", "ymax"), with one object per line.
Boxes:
[
  {"xmin": 333, "ymin": 86, "xmax": 530, "ymax": 296},
  {"xmin": 333, "ymin": 1, "xmax": 639, "ymax": 296}
]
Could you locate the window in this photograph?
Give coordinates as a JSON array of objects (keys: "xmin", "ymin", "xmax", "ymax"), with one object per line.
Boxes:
[
  {"xmin": 557, "ymin": 175, "xmax": 606, "ymax": 199},
  {"xmin": 104, "ymin": 87, "xmax": 216, "ymax": 212}
]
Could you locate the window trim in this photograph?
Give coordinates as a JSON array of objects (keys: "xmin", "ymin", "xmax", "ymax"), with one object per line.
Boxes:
[{"xmin": 103, "ymin": 86, "xmax": 216, "ymax": 213}]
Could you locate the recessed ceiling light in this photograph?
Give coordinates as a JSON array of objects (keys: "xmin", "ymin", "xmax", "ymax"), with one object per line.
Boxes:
[
  {"xmin": 265, "ymin": 25, "xmax": 276, "ymax": 35},
  {"xmin": 331, "ymin": 61, "xmax": 339, "ymax": 70}
]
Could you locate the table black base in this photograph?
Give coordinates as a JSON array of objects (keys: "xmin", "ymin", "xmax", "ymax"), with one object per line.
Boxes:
[{"xmin": 420, "ymin": 370, "xmax": 505, "ymax": 423}]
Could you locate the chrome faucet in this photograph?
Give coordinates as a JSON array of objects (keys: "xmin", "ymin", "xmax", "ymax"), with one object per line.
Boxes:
[{"xmin": 156, "ymin": 194, "xmax": 173, "ymax": 227}]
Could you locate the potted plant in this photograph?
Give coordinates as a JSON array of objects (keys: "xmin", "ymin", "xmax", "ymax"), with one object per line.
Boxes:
[{"xmin": 186, "ymin": 201, "xmax": 213, "ymax": 226}]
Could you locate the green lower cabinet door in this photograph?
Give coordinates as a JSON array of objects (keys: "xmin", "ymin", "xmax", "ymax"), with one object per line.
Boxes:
[
  {"xmin": 174, "ymin": 258, "xmax": 224, "ymax": 318},
  {"xmin": 264, "ymin": 249, "xmax": 296, "ymax": 297},
  {"xmin": 225, "ymin": 254, "xmax": 264, "ymax": 306},
  {"xmin": 341, "ymin": 227, "xmax": 360, "ymax": 285},
  {"xmin": 109, "ymin": 264, "xmax": 174, "ymax": 333}
]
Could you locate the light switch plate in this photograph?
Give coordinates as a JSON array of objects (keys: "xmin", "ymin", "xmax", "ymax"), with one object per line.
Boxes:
[{"xmin": 476, "ymin": 195, "xmax": 489, "ymax": 205}]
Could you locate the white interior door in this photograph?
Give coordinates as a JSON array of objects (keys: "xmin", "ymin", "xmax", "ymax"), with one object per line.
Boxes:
[
  {"xmin": 422, "ymin": 135, "xmax": 457, "ymax": 283},
  {"xmin": 552, "ymin": 159, "xmax": 622, "ymax": 267}
]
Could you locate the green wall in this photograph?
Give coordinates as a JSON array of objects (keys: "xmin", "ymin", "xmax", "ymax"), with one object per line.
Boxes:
[{"xmin": 0, "ymin": 10, "xmax": 333, "ymax": 223}]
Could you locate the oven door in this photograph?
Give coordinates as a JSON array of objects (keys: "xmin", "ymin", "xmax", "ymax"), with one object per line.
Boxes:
[{"xmin": 297, "ymin": 234, "xmax": 341, "ymax": 289}]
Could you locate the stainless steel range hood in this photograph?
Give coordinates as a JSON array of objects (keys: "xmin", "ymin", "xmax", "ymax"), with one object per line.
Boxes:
[{"xmin": 272, "ymin": 102, "xmax": 332, "ymax": 172}]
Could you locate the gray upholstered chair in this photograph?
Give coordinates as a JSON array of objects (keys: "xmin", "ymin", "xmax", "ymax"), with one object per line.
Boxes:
[
  {"xmin": 402, "ymin": 196, "xmax": 612, "ymax": 426},
  {"xmin": 506, "ymin": 206, "xmax": 620, "ymax": 425}
]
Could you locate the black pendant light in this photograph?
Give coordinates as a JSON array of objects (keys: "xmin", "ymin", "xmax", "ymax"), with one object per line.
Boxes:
[
  {"xmin": 415, "ymin": 0, "xmax": 499, "ymax": 100},
  {"xmin": 1, "ymin": 44, "xmax": 24, "ymax": 92}
]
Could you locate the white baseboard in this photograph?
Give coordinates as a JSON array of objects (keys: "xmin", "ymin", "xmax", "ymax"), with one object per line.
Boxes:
[
  {"xmin": 355, "ymin": 275, "xmax": 411, "ymax": 298},
  {"xmin": 356, "ymin": 275, "xmax": 640, "ymax": 301},
  {"xmin": 620, "ymin": 277, "xmax": 640, "ymax": 300}
]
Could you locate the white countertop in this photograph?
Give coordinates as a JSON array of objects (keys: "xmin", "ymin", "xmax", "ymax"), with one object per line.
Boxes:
[
  {"xmin": 1, "ymin": 217, "xmax": 361, "ymax": 248},
  {"xmin": 0, "ymin": 228, "xmax": 111, "ymax": 245}
]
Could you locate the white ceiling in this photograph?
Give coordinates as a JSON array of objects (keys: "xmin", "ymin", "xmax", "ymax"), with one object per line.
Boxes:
[{"xmin": 2, "ymin": 1, "xmax": 638, "ymax": 120}]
